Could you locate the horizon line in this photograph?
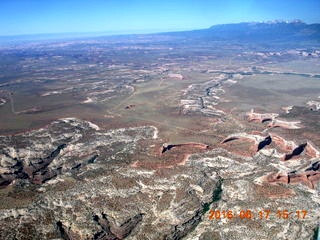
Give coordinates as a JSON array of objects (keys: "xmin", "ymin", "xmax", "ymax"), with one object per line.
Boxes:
[{"xmin": 0, "ymin": 19, "xmax": 318, "ymax": 40}]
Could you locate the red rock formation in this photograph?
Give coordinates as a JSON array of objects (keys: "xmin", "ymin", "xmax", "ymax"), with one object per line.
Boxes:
[
  {"xmin": 131, "ymin": 142, "xmax": 209, "ymax": 170},
  {"xmin": 271, "ymin": 134, "xmax": 296, "ymax": 152},
  {"xmin": 267, "ymin": 119, "xmax": 301, "ymax": 129},
  {"xmin": 265, "ymin": 172, "xmax": 289, "ymax": 184},
  {"xmin": 222, "ymin": 131, "xmax": 319, "ymax": 162},
  {"xmin": 305, "ymin": 141, "xmax": 320, "ymax": 158},
  {"xmin": 306, "ymin": 171, "xmax": 320, "ymax": 188},
  {"xmin": 264, "ymin": 163, "xmax": 320, "ymax": 189},
  {"xmin": 221, "ymin": 133, "xmax": 271, "ymax": 155},
  {"xmin": 221, "ymin": 137, "xmax": 240, "ymax": 143},
  {"xmin": 271, "ymin": 140, "xmax": 320, "ymax": 161},
  {"xmin": 161, "ymin": 142, "xmax": 209, "ymax": 155},
  {"xmin": 283, "ymin": 143, "xmax": 307, "ymax": 161},
  {"xmin": 246, "ymin": 109, "xmax": 278, "ymax": 122}
]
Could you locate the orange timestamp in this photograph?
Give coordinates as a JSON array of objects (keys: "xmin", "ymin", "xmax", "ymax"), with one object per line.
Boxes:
[{"xmin": 208, "ymin": 209, "xmax": 308, "ymax": 220}]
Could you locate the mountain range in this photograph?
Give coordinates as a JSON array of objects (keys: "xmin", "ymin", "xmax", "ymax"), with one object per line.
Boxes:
[{"xmin": 1, "ymin": 21, "xmax": 319, "ymax": 45}]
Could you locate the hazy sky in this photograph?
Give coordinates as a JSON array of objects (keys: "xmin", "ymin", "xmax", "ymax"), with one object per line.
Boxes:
[{"xmin": 0, "ymin": 0, "xmax": 319, "ymax": 36}]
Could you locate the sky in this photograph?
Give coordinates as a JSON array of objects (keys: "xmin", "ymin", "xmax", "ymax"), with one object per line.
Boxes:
[{"xmin": 0, "ymin": 0, "xmax": 319, "ymax": 36}]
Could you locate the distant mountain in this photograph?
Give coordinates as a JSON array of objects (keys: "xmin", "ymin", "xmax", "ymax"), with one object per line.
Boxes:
[
  {"xmin": 160, "ymin": 21, "xmax": 320, "ymax": 48},
  {"xmin": 1, "ymin": 21, "xmax": 319, "ymax": 47},
  {"xmin": 165, "ymin": 21, "xmax": 320, "ymax": 45}
]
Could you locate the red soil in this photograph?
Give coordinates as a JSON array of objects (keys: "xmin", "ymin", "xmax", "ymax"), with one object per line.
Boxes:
[
  {"xmin": 254, "ymin": 184, "xmax": 295, "ymax": 199},
  {"xmin": 131, "ymin": 142, "xmax": 210, "ymax": 170}
]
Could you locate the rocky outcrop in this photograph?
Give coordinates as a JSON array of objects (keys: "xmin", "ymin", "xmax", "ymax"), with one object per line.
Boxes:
[
  {"xmin": 221, "ymin": 133, "xmax": 264, "ymax": 145},
  {"xmin": 267, "ymin": 119, "xmax": 302, "ymax": 129},
  {"xmin": 247, "ymin": 109, "xmax": 302, "ymax": 129},
  {"xmin": 271, "ymin": 134, "xmax": 297, "ymax": 152},
  {"xmin": 307, "ymin": 100, "xmax": 320, "ymax": 111},
  {"xmin": 264, "ymin": 161, "xmax": 320, "ymax": 189},
  {"xmin": 28, "ymin": 144, "xmax": 66, "ymax": 183},
  {"xmin": 221, "ymin": 136, "xmax": 239, "ymax": 143},
  {"xmin": 305, "ymin": 141, "xmax": 320, "ymax": 158},
  {"xmin": 306, "ymin": 161, "xmax": 320, "ymax": 171},
  {"xmin": 221, "ymin": 107, "xmax": 320, "ymax": 193},
  {"xmin": 133, "ymin": 142, "xmax": 210, "ymax": 169},
  {"xmin": 222, "ymin": 134, "xmax": 272, "ymax": 152},
  {"xmin": 0, "ymin": 118, "xmax": 223, "ymax": 239},
  {"xmin": 247, "ymin": 109, "xmax": 278, "ymax": 122},
  {"xmin": 164, "ymin": 210, "xmax": 202, "ymax": 240},
  {"xmin": 0, "ymin": 143, "xmax": 67, "ymax": 186},
  {"xmin": 161, "ymin": 142, "xmax": 209, "ymax": 154},
  {"xmin": 93, "ymin": 213, "xmax": 144, "ymax": 240},
  {"xmin": 279, "ymin": 142, "xmax": 319, "ymax": 161},
  {"xmin": 164, "ymin": 178, "xmax": 222, "ymax": 240},
  {"xmin": 0, "ymin": 118, "xmax": 157, "ymax": 187},
  {"xmin": 56, "ymin": 221, "xmax": 79, "ymax": 240},
  {"xmin": 283, "ymin": 143, "xmax": 307, "ymax": 161}
]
